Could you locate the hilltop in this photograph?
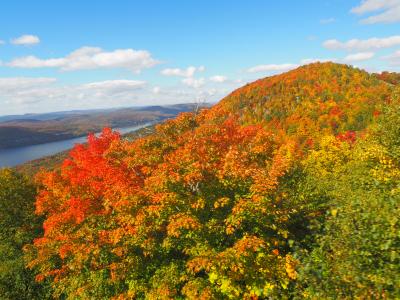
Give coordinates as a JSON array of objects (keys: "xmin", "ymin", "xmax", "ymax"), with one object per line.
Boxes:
[{"xmin": 215, "ymin": 62, "xmax": 392, "ymax": 138}]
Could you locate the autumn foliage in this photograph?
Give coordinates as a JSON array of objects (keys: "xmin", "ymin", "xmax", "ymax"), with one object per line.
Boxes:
[{"xmin": 14, "ymin": 63, "xmax": 400, "ymax": 299}]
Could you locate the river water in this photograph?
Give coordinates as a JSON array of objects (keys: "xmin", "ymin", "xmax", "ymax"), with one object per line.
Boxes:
[{"xmin": 0, "ymin": 124, "xmax": 150, "ymax": 168}]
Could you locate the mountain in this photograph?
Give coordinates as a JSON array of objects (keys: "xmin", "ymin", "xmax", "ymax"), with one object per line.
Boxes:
[
  {"xmin": 215, "ymin": 62, "xmax": 392, "ymax": 138},
  {"xmin": 0, "ymin": 104, "xmax": 204, "ymax": 123},
  {"xmin": 8, "ymin": 63, "xmax": 400, "ymax": 299},
  {"xmin": 0, "ymin": 103, "xmax": 203, "ymax": 148}
]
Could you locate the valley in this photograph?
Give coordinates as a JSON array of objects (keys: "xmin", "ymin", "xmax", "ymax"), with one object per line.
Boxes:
[{"xmin": 0, "ymin": 103, "xmax": 199, "ymax": 149}]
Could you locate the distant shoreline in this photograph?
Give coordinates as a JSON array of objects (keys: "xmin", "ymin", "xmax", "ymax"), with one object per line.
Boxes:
[
  {"xmin": 13, "ymin": 124, "xmax": 157, "ymax": 176},
  {"xmin": 0, "ymin": 103, "xmax": 203, "ymax": 149},
  {"xmin": 0, "ymin": 123, "xmax": 155, "ymax": 169}
]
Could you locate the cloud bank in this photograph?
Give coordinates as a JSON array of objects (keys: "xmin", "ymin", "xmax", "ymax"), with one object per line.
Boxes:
[
  {"xmin": 323, "ymin": 36, "xmax": 400, "ymax": 51},
  {"xmin": 247, "ymin": 63, "xmax": 298, "ymax": 73},
  {"xmin": 351, "ymin": 0, "xmax": 400, "ymax": 24},
  {"xmin": 7, "ymin": 46, "xmax": 159, "ymax": 72}
]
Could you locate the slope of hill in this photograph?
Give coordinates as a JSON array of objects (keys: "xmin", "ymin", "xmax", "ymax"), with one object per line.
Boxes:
[
  {"xmin": 10, "ymin": 63, "xmax": 400, "ymax": 299},
  {"xmin": 216, "ymin": 62, "xmax": 391, "ymax": 137}
]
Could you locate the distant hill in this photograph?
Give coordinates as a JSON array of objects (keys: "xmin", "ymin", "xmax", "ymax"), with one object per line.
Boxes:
[
  {"xmin": 0, "ymin": 103, "xmax": 205, "ymax": 148},
  {"xmin": 0, "ymin": 104, "xmax": 203, "ymax": 123}
]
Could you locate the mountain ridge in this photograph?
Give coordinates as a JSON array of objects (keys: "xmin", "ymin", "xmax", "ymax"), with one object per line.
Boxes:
[
  {"xmin": 209, "ymin": 62, "xmax": 393, "ymax": 142},
  {"xmin": 0, "ymin": 103, "xmax": 204, "ymax": 148}
]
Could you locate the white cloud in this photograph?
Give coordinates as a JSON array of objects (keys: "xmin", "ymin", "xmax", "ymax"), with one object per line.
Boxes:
[
  {"xmin": 343, "ymin": 52, "xmax": 375, "ymax": 62},
  {"xmin": 11, "ymin": 34, "xmax": 40, "ymax": 45},
  {"xmin": 0, "ymin": 78, "xmax": 147, "ymax": 113},
  {"xmin": 0, "ymin": 77, "xmax": 56, "ymax": 90},
  {"xmin": 209, "ymin": 75, "xmax": 228, "ymax": 83},
  {"xmin": 7, "ymin": 46, "xmax": 159, "ymax": 72},
  {"xmin": 320, "ymin": 18, "xmax": 336, "ymax": 24},
  {"xmin": 0, "ymin": 77, "xmax": 233, "ymax": 115},
  {"xmin": 247, "ymin": 63, "xmax": 298, "ymax": 73},
  {"xmin": 152, "ymin": 86, "xmax": 161, "ymax": 94},
  {"xmin": 9, "ymin": 56, "xmax": 65, "ymax": 68},
  {"xmin": 0, "ymin": 40, "xmax": 5, "ymax": 45},
  {"xmin": 182, "ymin": 77, "xmax": 205, "ymax": 88},
  {"xmin": 382, "ymin": 49, "xmax": 400, "ymax": 65},
  {"xmin": 301, "ymin": 53, "xmax": 375, "ymax": 66},
  {"xmin": 161, "ymin": 66, "xmax": 205, "ymax": 77},
  {"xmin": 83, "ymin": 80, "xmax": 146, "ymax": 92},
  {"xmin": 351, "ymin": 0, "xmax": 400, "ymax": 24},
  {"xmin": 301, "ymin": 58, "xmax": 335, "ymax": 64},
  {"xmin": 161, "ymin": 65, "xmax": 207, "ymax": 89},
  {"xmin": 0, "ymin": 73, "xmax": 250, "ymax": 115},
  {"xmin": 0, "ymin": 78, "xmax": 58, "ymax": 110},
  {"xmin": 323, "ymin": 35, "xmax": 400, "ymax": 51}
]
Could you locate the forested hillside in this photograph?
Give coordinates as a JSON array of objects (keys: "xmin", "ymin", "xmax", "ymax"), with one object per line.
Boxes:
[{"xmin": 1, "ymin": 63, "xmax": 399, "ymax": 299}]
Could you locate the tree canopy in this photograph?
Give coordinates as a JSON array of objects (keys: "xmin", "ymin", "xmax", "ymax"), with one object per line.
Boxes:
[{"xmin": 1, "ymin": 63, "xmax": 399, "ymax": 299}]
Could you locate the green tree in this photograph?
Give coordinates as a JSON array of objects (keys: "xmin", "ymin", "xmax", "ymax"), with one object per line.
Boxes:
[
  {"xmin": 0, "ymin": 169, "xmax": 50, "ymax": 299},
  {"xmin": 297, "ymin": 90, "xmax": 400, "ymax": 299}
]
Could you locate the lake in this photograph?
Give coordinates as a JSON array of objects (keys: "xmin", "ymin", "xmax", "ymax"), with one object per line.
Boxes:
[{"xmin": 0, "ymin": 123, "xmax": 151, "ymax": 168}]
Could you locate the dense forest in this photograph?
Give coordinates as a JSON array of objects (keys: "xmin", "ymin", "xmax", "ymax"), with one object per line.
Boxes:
[{"xmin": 1, "ymin": 62, "xmax": 399, "ymax": 299}]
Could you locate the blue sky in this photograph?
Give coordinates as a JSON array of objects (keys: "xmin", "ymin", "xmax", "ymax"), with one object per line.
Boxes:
[{"xmin": 0, "ymin": 0, "xmax": 399, "ymax": 115}]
